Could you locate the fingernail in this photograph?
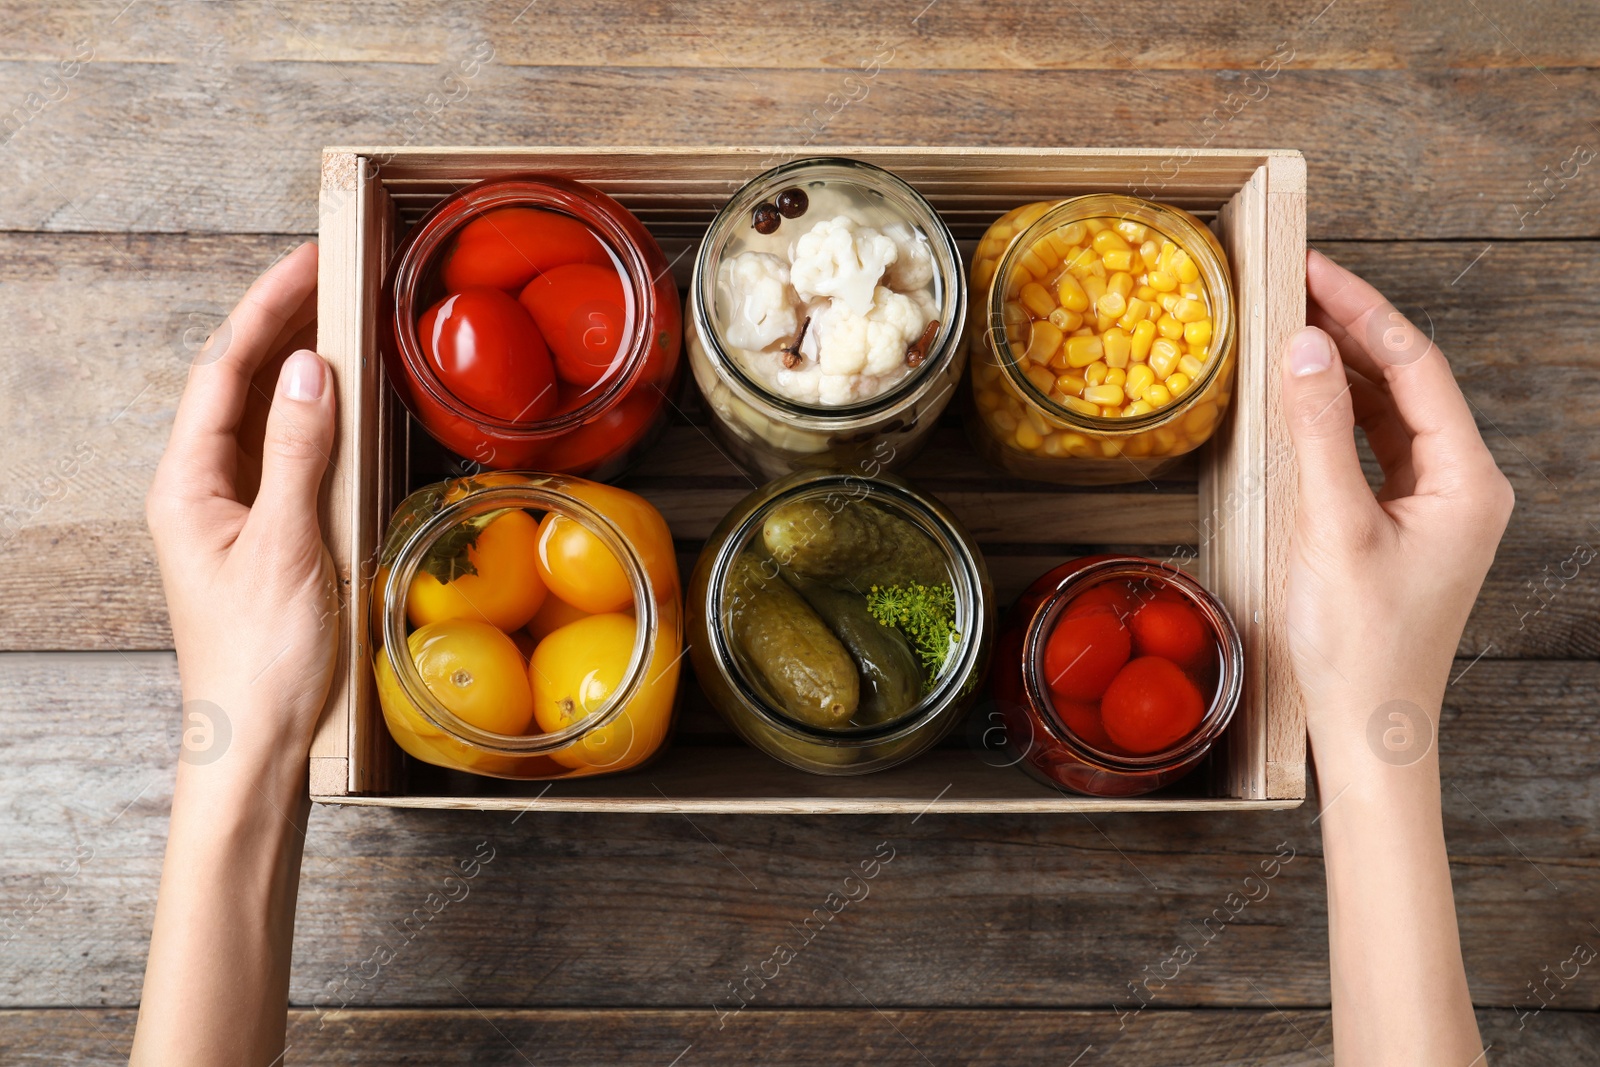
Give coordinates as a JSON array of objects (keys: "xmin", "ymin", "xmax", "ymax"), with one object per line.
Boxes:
[
  {"xmin": 1289, "ymin": 328, "xmax": 1332, "ymax": 377},
  {"xmin": 282, "ymin": 349, "xmax": 325, "ymax": 401}
]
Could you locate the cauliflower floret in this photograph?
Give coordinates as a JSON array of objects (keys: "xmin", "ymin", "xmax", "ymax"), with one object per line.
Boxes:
[
  {"xmin": 770, "ymin": 356, "xmax": 822, "ymax": 405},
  {"xmin": 819, "ymin": 372, "xmax": 884, "ymax": 406},
  {"xmin": 719, "ymin": 252, "xmax": 798, "ymax": 351},
  {"xmin": 881, "ymin": 220, "xmax": 935, "ymax": 291},
  {"xmin": 788, "ymin": 216, "xmax": 898, "ymax": 315},
  {"xmin": 804, "ymin": 286, "xmax": 928, "ymax": 379}
]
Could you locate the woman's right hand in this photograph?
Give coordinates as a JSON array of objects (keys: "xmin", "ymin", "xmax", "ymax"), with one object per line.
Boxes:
[{"xmin": 1280, "ymin": 249, "xmax": 1513, "ymax": 767}]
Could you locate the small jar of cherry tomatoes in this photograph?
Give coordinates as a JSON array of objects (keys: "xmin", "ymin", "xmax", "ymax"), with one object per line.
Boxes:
[
  {"xmin": 382, "ymin": 176, "xmax": 681, "ymax": 479},
  {"xmin": 992, "ymin": 555, "xmax": 1243, "ymax": 797},
  {"xmin": 371, "ymin": 472, "xmax": 682, "ymax": 780}
]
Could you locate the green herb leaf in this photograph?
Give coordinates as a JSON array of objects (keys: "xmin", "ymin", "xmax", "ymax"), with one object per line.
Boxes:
[{"xmin": 865, "ymin": 582, "xmax": 960, "ymax": 688}]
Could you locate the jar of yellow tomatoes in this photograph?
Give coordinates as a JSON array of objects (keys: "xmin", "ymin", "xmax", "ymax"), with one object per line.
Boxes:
[
  {"xmin": 967, "ymin": 196, "xmax": 1237, "ymax": 484},
  {"xmin": 372, "ymin": 473, "xmax": 682, "ymax": 780}
]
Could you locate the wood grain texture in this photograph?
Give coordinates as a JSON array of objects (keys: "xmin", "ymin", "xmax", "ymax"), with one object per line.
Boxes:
[
  {"xmin": 0, "ymin": 61, "xmax": 1596, "ymax": 238},
  {"xmin": 2, "ymin": 1007, "xmax": 1597, "ymax": 1066},
  {"xmin": 1, "ymin": 652, "xmax": 1594, "ymax": 1010},
  {"xmin": 1, "ymin": 235, "xmax": 1594, "ymax": 657}
]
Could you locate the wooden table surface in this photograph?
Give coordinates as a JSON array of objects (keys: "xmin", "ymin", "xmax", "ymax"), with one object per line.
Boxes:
[{"xmin": 2, "ymin": 2, "xmax": 1597, "ymax": 1064}]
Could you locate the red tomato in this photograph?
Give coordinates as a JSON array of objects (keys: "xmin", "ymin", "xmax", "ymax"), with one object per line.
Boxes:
[
  {"xmin": 540, "ymin": 390, "xmax": 659, "ymax": 473},
  {"xmin": 519, "ymin": 263, "xmax": 630, "ymax": 388},
  {"xmin": 1054, "ymin": 696, "xmax": 1112, "ymax": 750},
  {"xmin": 441, "ymin": 207, "xmax": 611, "ymax": 292},
  {"xmin": 1062, "ymin": 580, "xmax": 1134, "ymax": 621},
  {"xmin": 1128, "ymin": 593, "xmax": 1210, "ymax": 668},
  {"xmin": 418, "ymin": 289, "xmax": 558, "ymax": 423},
  {"xmin": 1042, "ymin": 610, "xmax": 1131, "ymax": 702},
  {"xmin": 1100, "ymin": 656, "xmax": 1205, "ymax": 755}
]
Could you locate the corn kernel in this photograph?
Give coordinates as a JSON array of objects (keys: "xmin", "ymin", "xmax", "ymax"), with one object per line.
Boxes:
[
  {"xmin": 1102, "ymin": 248, "xmax": 1133, "ymax": 272},
  {"xmin": 1065, "ymin": 247, "xmax": 1097, "ymax": 277},
  {"xmin": 1149, "ymin": 338, "xmax": 1182, "ymax": 378},
  {"xmin": 1105, "ymin": 366, "xmax": 1127, "ymax": 387},
  {"xmin": 1070, "ymin": 327, "xmax": 1094, "ymax": 337},
  {"xmin": 1048, "ymin": 307, "xmax": 1083, "ymax": 332},
  {"xmin": 1082, "ymin": 274, "xmax": 1107, "ymax": 304},
  {"xmin": 991, "ymin": 407, "xmax": 1019, "ymax": 432},
  {"xmin": 1097, "ymin": 291, "xmax": 1127, "ymax": 318},
  {"xmin": 1115, "ymin": 220, "xmax": 1148, "ymax": 244},
  {"xmin": 1024, "ymin": 320, "xmax": 1063, "ymax": 364},
  {"xmin": 1004, "ymin": 300, "xmax": 1028, "ymax": 330},
  {"xmin": 1173, "ymin": 296, "xmax": 1207, "ymax": 323},
  {"xmin": 1178, "ymin": 354, "xmax": 1205, "ymax": 378},
  {"xmin": 1100, "ymin": 405, "xmax": 1121, "ymax": 417},
  {"xmin": 1101, "ymin": 328, "xmax": 1132, "ymax": 367},
  {"xmin": 1148, "ymin": 268, "xmax": 1178, "ymax": 292},
  {"xmin": 1139, "ymin": 240, "xmax": 1160, "ymax": 268},
  {"xmin": 1014, "ymin": 201, "xmax": 1053, "ymax": 229},
  {"xmin": 1025, "ymin": 406, "xmax": 1050, "ymax": 436},
  {"xmin": 1124, "ymin": 399, "xmax": 1155, "ymax": 417},
  {"xmin": 976, "ymin": 387, "xmax": 1002, "ymax": 412},
  {"xmin": 1108, "ymin": 272, "xmax": 1134, "ymax": 300},
  {"xmin": 1087, "ymin": 260, "xmax": 1107, "ymax": 279},
  {"xmin": 1165, "ymin": 371, "xmax": 1191, "ymax": 395},
  {"xmin": 1134, "ymin": 284, "xmax": 1158, "ymax": 303},
  {"xmin": 1084, "ymin": 383, "xmax": 1125, "ymax": 407},
  {"xmin": 1180, "ymin": 280, "xmax": 1205, "ymax": 300},
  {"xmin": 1063, "ymin": 396, "xmax": 1100, "ymax": 416},
  {"xmin": 1020, "ymin": 249, "xmax": 1052, "ymax": 277},
  {"xmin": 1159, "ymin": 241, "xmax": 1177, "ymax": 268},
  {"xmin": 1020, "ymin": 282, "xmax": 1056, "ymax": 318},
  {"xmin": 1024, "ymin": 363, "xmax": 1056, "ymax": 394},
  {"xmin": 1092, "ymin": 229, "xmax": 1130, "ymax": 255},
  {"xmin": 1186, "ymin": 341, "xmax": 1208, "ymax": 358},
  {"xmin": 1123, "ymin": 434, "xmax": 1153, "ymax": 457},
  {"xmin": 1084, "ymin": 218, "xmax": 1109, "ymax": 234},
  {"xmin": 1057, "ymin": 221, "xmax": 1087, "ymax": 246},
  {"xmin": 1062, "ymin": 432, "xmax": 1094, "ymax": 456},
  {"xmin": 1184, "ymin": 402, "xmax": 1218, "ymax": 435},
  {"xmin": 974, "ymin": 260, "xmax": 997, "ymax": 290},
  {"xmin": 1175, "ymin": 251, "xmax": 1200, "ymax": 284},
  {"xmin": 1100, "ymin": 438, "xmax": 1123, "ymax": 457},
  {"xmin": 1118, "ymin": 297, "xmax": 1150, "ymax": 331},
  {"xmin": 1144, "ymin": 383, "xmax": 1173, "ymax": 407},
  {"xmin": 1065, "ymin": 335, "xmax": 1103, "ymax": 367},
  {"xmin": 1042, "ymin": 431, "xmax": 1066, "ymax": 456},
  {"xmin": 1157, "ymin": 313, "xmax": 1184, "ymax": 340},
  {"xmin": 1044, "ymin": 232, "xmax": 1076, "ymax": 261},
  {"xmin": 1085, "ymin": 360, "xmax": 1109, "ymax": 386},
  {"xmin": 1130, "ymin": 319, "xmax": 1157, "ymax": 362},
  {"xmin": 1056, "ymin": 373, "xmax": 1087, "ymax": 395},
  {"xmin": 1125, "ymin": 363, "xmax": 1155, "ymax": 401},
  {"xmin": 1183, "ymin": 319, "xmax": 1212, "ymax": 347},
  {"xmin": 1158, "ymin": 292, "xmax": 1181, "ymax": 313},
  {"xmin": 1015, "ymin": 422, "xmax": 1042, "ymax": 450},
  {"xmin": 1051, "ymin": 274, "xmax": 1087, "ymax": 314},
  {"xmin": 1093, "ymin": 312, "xmax": 1113, "ymax": 333}
]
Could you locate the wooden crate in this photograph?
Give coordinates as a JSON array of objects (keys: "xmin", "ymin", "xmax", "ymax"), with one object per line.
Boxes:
[{"xmin": 312, "ymin": 146, "xmax": 1307, "ymax": 813}]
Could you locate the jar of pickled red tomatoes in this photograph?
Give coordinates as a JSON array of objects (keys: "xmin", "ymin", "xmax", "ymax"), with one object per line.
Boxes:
[
  {"xmin": 382, "ymin": 176, "xmax": 681, "ymax": 480},
  {"xmin": 686, "ymin": 158, "xmax": 967, "ymax": 480},
  {"xmin": 687, "ymin": 471, "xmax": 993, "ymax": 775},
  {"xmin": 992, "ymin": 555, "xmax": 1243, "ymax": 797},
  {"xmin": 968, "ymin": 196, "xmax": 1237, "ymax": 485},
  {"xmin": 371, "ymin": 472, "xmax": 682, "ymax": 780}
]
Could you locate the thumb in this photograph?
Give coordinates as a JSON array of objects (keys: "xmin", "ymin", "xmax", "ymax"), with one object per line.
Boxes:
[
  {"xmin": 252, "ymin": 349, "xmax": 336, "ymax": 545},
  {"xmin": 1280, "ymin": 327, "xmax": 1374, "ymax": 521}
]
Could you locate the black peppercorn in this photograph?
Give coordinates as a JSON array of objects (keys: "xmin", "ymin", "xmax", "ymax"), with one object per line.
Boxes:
[
  {"xmin": 752, "ymin": 202, "xmax": 781, "ymax": 234},
  {"xmin": 775, "ymin": 187, "xmax": 809, "ymax": 219}
]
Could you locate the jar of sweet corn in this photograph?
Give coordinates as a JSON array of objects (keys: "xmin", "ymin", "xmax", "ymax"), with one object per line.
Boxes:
[{"xmin": 966, "ymin": 196, "xmax": 1237, "ymax": 485}]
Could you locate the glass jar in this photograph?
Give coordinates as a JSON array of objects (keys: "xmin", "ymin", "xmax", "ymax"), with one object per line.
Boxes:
[
  {"xmin": 967, "ymin": 196, "xmax": 1237, "ymax": 485},
  {"xmin": 382, "ymin": 176, "xmax": 681, "ymax": 480},
  {"xmin": 992, "ymin": 555, "xmax": 1242, "ymax": 797},
  {"xmin": 687, "ymin": 157, "xmax": 967, "ymax": 480},
  {"xmin": 687, "ymin": 471, "xmax": 992, "ymax": 774},
  {"xmin": 371, "ymin": 472, "xmax": 682, "ymax": 780}
]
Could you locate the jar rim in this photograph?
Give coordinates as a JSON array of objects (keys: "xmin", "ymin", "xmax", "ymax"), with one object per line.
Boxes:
[
  {"xmin": 701, "ymin": 471, "xmax": 988, "ymax": 747},
  {"xmin": 379, "ymin": 479, "xmax": 658, "ymax": 756},
  {"xmin": 1021, "ymin": 556, "xmax": 1242, "ymax": 770},
  {"xmin": 985, "ymin": 195, "xmax": 1236, "ymax": 437},
  {"xmin": 689, "ymin": 156, "xmax": 968, "ymax": 427},
  {"xmin": 385, "ymin": 176, "xmax": 659, "ymax": 440}
]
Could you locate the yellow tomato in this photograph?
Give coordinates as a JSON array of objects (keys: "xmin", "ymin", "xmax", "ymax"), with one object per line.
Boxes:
[
  {"xmin": 530, "ymin": 613, "xmax": 679, "ymax": 771},
  {"xmin": 407, "ymin": 509, "xmax": 547, "ymax": 632},
  {"xmin": 525, "ymin": 591, "xmax": 596, "ymax": 644},
  {"xmin": 535, "ymin": 480, "xmax": 678, "ymax": 615},
  {"xmin": 406, "ymin": 619, "xmax": 534, "ymax": 735}
]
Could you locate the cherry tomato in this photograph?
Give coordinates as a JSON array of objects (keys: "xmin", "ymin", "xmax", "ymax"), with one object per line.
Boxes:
[
  {"xmin": 404, "ymin": 619, "xmax": 534, "ymax": 735},
  {"xmin": 1042, "ymin": 610, "xmax": 1131, "ymax": 701},
  {"xmin": 524, "ymin": 592, "xmax": 594, "ymax": 644},
  {"xmin": 540, "ymin": 390, "xmax": 659, "ymax": 474},
  {"xmin": 1062, "ymin": 580, "xmax": 1134, "ymax": 621},
  {"xmin": 519, "ymin": 262, "xmax": 630, "ymax": 388},
  {"xmin": 1128, "ymin": 592, "xmax": 1210, "ymax": 668},
  {"xmin": 535, "ymin": 480, "xmax": 678, "ymax": 614},
  {"xmin": 1054, "ymin": 696, "xmax": 1112, "ymax": 750},
  {"xmin": 1100, "ymin": 656, "xmax": 1205, "ymax": 755},
  {"xmin": 406, "ymin": 509, "xmax": 547, "ymax": 632},
  {"xmin": 441, "ymin": 207, "xmax": 611, "ymax": 292},
  {"xmin": 532, "ymin": 612, "xmax": 677, "ymax": 772},
  {"xmin": 418, "ymin": 289, "xmax": 557, "ymax": 423}
]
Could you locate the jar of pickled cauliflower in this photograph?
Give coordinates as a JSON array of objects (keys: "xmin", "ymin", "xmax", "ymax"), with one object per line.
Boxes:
[
  {"xmin": 381, "ymin": 176, "xmax": 681, "ymax": 480},
  {"xmin": 967, "ymin": 196, "xmax": 1237, "ymax": 485},
  {"xmin": 687, "ymin": 158, "xmax": 967, "ymax": 480},
  {"xmin": 372, "ymin": 473, "xmax": 682, "ymax": 780},
  {"xmin": 687, "ymin": 471, "xmax": 993, "ymax": 775}
]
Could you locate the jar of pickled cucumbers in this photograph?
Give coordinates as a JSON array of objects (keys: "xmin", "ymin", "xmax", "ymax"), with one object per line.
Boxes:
[
  {"xmin": 687, "ymin": 471, "xmax": 993, "ymax": 775},
  {"xmin": 372, "ymin": 472, "xmax": 682, "ymax": 780},
  {"xmin": 687, "ymin": 157, "xmax": 967, "ymax": 480},
  {"xmin": 967, "ymin": 196, "xmax": 1237, "ymax": 485},
  {"xmin": 992, "ymin": 555, "xmax": 1243, "ymax": 797}
]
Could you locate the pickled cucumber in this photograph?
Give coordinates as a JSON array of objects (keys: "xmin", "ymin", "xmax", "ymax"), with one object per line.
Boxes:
[
  {"xmin": 787, "ymin": 575, "xmax": 921, "ymax": 725},
  {"xmin": 724, "ymin": 553, "xmax": 859, "ymax": 728},
  {"xmin": 762, "ymin": 498, "xmax": 948, "ymax": 590}
]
